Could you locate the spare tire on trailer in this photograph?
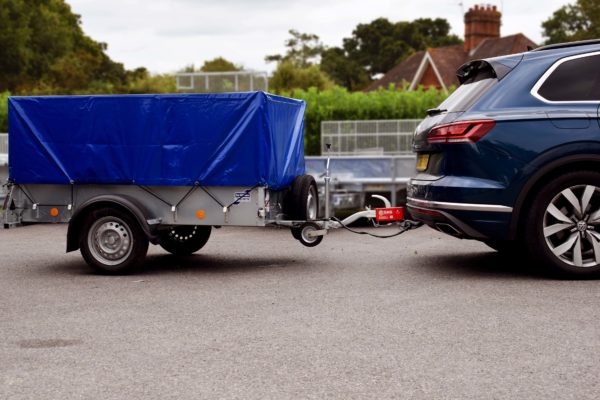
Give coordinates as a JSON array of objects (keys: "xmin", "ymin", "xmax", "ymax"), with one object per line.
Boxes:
[
  {"xmin": 159, "ymin": 225, "xmax": 212, "ymax": 256},
  {"xmin": 288, "ymin": 174, "xmax": 319, "ymax": 221}
]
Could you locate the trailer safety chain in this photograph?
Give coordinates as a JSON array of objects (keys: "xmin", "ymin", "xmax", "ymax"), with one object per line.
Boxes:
[{"xmin": 331, "ymin": 217, "xmax": 423, "ymax": 239}]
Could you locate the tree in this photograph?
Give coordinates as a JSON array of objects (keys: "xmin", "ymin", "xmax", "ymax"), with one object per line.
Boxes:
[
  {"xmin": 123, "ymin": 68, "xmax": 176, "ymax": 94},
  {"xmin": 269, "ymin": 62, "xmax": 333, "ymax": 92},
  {"xmin": 266, "ymin": 30, "xmax": 331, "ymax": 92},
  {"xmin": 0, "ymin": 0, "xmax": 127, "ymax": 94},
  {"xmin": 320, "ymin": 48, "xmax": 370, "ymax": 91},
  {"xmin": 320, "ymin": 17, "xmax": 461, "ymax": 90},
  {"xmin": 542, "ymin": 0, "xmax": 600, "ymax": 44},
  {"xmin": 0, "ymin": 1, "xmax": 31, "ymax": 91},
  {"xmin": 266, "ymin": 30, "xmax": 324, "ymax": 68},
  {"xmin": 0, "ymin": 91, "xmax": 8, "ymax": 132},
  {"xmin": 200, "ymin": 57, "xmax": 242, "ymax": 72}
]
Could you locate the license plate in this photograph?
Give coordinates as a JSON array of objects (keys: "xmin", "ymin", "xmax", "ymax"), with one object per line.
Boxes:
[{"xmin": 416, "ymin": 154, "xmax": 429, "ymax": 172}]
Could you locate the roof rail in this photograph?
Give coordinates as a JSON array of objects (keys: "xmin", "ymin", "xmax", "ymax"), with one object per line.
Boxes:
[{"xmin": 532, "ymin": 39, "xmax": 600, "ymax": 52}]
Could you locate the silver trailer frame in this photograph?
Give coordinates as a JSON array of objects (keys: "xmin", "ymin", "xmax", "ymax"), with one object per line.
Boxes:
[{"xmin": 3, "ymin": 182, "xmax": 390, "ymax": 241}]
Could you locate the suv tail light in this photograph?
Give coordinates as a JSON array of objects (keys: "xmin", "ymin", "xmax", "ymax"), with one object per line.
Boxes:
[{"xmin": 427, "ymin": 120, "xmax": 496, "ymax": 144}]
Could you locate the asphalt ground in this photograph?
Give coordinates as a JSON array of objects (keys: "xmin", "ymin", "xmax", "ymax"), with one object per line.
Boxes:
[{"xmin": 1, "ymin": 224, "xmax": 599, "ymax": 399}]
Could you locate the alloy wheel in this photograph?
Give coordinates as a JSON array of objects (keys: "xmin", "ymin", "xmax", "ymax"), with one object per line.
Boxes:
[{"xmin": 543, "ymin": 185, "xmax": 600, "ymax": 267}]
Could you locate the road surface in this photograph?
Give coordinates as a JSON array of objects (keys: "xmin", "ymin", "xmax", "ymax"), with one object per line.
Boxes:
[{"xmin": 1, "ymin": 224, "xmax": 599, "ymax": 399}]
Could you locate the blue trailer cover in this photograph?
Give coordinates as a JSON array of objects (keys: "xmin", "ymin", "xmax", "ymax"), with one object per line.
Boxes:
[{"xmin": 8, "ymin": 92, "xmax": 306, "ymax": 189}]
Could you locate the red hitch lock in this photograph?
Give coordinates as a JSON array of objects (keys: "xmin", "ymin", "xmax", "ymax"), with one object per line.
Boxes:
[{"xmin": 375, "ymin": 207, "xmax": 405, "ymax": 222}]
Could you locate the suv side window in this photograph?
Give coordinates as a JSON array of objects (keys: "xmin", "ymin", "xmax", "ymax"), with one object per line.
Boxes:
[{"xmin": 537, "ymin": 53, "xmax": 600, "ymax": 102}]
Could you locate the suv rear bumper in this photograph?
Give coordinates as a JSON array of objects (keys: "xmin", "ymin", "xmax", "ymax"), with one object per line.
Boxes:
[{"xmin": 407, "ymin": 179, "xmax": 514, "ymax": 240}]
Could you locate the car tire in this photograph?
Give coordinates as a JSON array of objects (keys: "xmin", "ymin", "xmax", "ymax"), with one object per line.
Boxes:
[
  {"xmin": 80, "ymin": 207, "xmax": 149, "ymax": 274},
  {"xmin": 525, "ymin": 171, "xmax": 600, "ymax": 278},
  {"xmin": 159, "ymin": 225, "xmax": 211, "ymax": 256}
]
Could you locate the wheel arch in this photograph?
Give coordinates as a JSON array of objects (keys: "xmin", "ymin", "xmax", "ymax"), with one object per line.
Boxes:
[
  {"xmin": 67, "ymin": 195, "xmax": 158, "ymax": 253},
  {"xmin": 509, "ymin": 154, "xmax": 600, "ymax": 240}
]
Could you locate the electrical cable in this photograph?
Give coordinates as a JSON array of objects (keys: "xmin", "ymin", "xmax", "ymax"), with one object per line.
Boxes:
[{"xmin": 331, "ymin": 217, "xmax": 423, "ymax": 239}]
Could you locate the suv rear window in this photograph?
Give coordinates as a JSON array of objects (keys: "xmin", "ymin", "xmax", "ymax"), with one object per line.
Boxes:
[
  {"xmin": 537, "ymin": 53, "xmax": 600, "ymax": 101},
  {"xmin": 438, "ymin": 69, "xmax": 497, "ymax": 112}
]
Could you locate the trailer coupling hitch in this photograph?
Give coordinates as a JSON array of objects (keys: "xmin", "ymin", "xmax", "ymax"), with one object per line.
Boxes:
[{"xmin": 291, "ymin": 193, "xmax": 423, "ymax": 247}]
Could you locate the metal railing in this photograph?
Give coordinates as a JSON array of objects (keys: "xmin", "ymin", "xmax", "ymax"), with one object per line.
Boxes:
[
  {"xmin": 305, "ymin": 155, "xmax": 416, "ymax": 206},
  {"xmin": 0, "ymin": 133, "xmax": 7, "ymax": 166},
  {"xmin": 0, "ymin": 133, "xmax": 7, "ymax": 154},
  {"xmin": 321, "ymin": 119, "xmax": 421, "ymax": 156},
  {"xmin": 176, "ymin": 70, "xmax": 269, "ymax": 93},
  {"xmin": 0, "ymin": 133, "xmax": 7, "ymax": 199}
]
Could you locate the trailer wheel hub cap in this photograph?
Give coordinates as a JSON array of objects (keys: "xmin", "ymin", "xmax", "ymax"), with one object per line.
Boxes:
[{"xmin": 88, "ymin": 217, "xmax": 133, "ymax": 265}]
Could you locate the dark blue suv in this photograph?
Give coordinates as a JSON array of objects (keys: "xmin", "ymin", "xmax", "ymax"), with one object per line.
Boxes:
[{"xmin": 407, "ymin": 40, "xmax": 600, "ymax": 277}]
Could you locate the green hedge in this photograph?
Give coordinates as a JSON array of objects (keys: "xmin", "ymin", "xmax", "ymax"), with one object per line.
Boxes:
[
  {"xmin": 282, "ymin": 86, "xmax": 450, "ymax": 155},
  {"xmin": 0, "ymin": 92, "xmax": 8, "ymax": 133}
]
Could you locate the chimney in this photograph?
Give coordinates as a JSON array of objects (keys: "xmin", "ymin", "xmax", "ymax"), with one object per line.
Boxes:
[{"xmin": 464, "ymin": 4, "xmax": 501, "ymax": 54}]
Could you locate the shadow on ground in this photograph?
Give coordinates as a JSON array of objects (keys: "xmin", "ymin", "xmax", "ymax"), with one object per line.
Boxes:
[
  {"xmin": 43, "ymin": 253, "xmax": 307, "ymax": 277},
  {"xmin": 415, "ymin": 250, "xmax": 552, "ymax": 280}
]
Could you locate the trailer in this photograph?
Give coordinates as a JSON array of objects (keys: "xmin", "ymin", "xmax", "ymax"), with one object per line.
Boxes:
[{"xmin": 2, "ymin": 92, "xmax": 414, "ymax": 274}]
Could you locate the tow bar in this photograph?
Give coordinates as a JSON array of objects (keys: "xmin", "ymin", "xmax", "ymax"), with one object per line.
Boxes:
[{"xmin": 277, "ymin": 144, "xmax": 423, "ymax": 247}]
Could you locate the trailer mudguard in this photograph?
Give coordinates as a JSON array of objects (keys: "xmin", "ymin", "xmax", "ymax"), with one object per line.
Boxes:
[{"xmin": 66, "ymin": 194, "xmax": 159, "ymax": 253}]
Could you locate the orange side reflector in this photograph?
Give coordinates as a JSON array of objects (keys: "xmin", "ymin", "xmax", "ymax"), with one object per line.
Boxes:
[
  {"xmin": 196, "ymin": 210, "xmax": 206, "ymax": 220},
  {"xmin": 50, "ymin": 208, "xmax": 59, "ymax": 217}
]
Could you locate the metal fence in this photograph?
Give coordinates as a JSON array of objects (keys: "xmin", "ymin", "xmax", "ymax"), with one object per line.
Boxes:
[
  {"xmin": 0, "ymin": 134, "xmax": 7, "ymax": 199},
  {"xmin": 176, "ymin": 71, "xmax": 269, "ymax": 93},
  {"xmin": 0, "ymin": 133, "xmax": 7, "ymax": 165},
  {"xmin": 321, "ymin": 119, "xmax": 421, "ymax": 156},
  {"xmin": 305, "ymin": 155, "xmax": 416, "ymax": 208}
]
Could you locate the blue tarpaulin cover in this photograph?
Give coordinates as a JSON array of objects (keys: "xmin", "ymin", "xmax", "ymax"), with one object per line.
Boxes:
[{"xmin": 8, "ymin": 92, "xmax": 306, "ymax": 189}]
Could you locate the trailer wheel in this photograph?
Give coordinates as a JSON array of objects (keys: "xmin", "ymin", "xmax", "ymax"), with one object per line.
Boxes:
[
  {"xmin": 80, "ymin": 208, "xmax": 148, "ymax": 274},
  {"xmin": 297, "ymin": 222, "xmax": 323, "ymax": 247},
  {"xmin": 289, "ymin": 175, "xmax": 319, "ymax": 220},
  {"xmin": 291, "ymin": 227, "xmax": 302, "ymax": 240},
  {"xmin": 159, "ymin": 225, "xmax": 212, "ymax": 256}
]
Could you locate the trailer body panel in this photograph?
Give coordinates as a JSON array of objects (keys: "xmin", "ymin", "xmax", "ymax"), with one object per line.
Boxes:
[{"xmin": 4, "ymin": 184, "xmax": 278, "ymax": 227}]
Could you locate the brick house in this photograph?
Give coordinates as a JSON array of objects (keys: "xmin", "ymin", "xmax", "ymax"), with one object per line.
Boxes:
[{"xmin": 366, "ymin": 4, "xmax": 538, "ymax": 91}]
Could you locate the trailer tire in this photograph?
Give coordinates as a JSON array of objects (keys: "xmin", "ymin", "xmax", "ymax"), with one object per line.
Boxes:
[
  {"xmin": 291, "ymin": 227, "xmax": 302, "ymax": 240},
  {"xmin": 159, "ymin": 226, "xmax": 212, "ymax": 256},
  {"xmin": 289, "ymin": 175, "xmax": 319, "ymax": 220},
  {"xmin": 297, "ymin": 222, "xmax": 323, "ymax": 247},
  {"xmin": 80, "ymin": 207, "xmax": 149, "ymax": 274}
]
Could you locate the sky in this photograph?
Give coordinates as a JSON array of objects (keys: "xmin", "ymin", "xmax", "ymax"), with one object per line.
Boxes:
[{"xmin": 68, "ymin": 0, "xmax": 570, "ymax": 74}]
